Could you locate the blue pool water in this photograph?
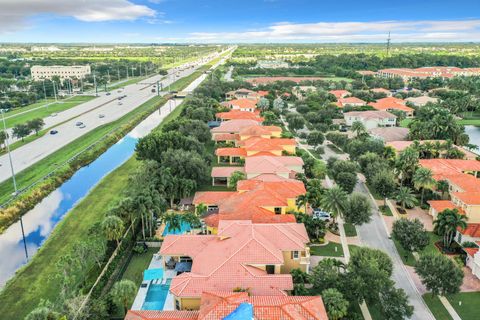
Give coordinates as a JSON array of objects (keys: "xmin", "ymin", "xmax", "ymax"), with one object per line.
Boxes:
[
  {"xmin": 143, "ymin": 268, "xmax": 164, "ymax": 281},
  {"xmin": 162, "ymin": 221, "xmax": 191, "ymax": 236},
  {"xmin": 141, "ymin": 280, "xmax": 172, "ymax": 310}
]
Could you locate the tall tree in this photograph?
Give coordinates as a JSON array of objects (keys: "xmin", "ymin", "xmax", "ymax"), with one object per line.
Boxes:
[
  {"xmin": 101, "ymin": 215, "xmax": 124, "ymax": 246},
  {"xmin": 395, "ymin": 147, "xmax": 419, "ymax": 185},
  {"xmin": 344, "ymin": 192, "xmax": 372, "ymax": 225},
  {"xmin": 415, "ymin": 252, "xmax": 464, "ymax": 297},
  {"xmin": 413, "ymin": 167, "xmax": 436, "ymax": 204},
  {"xmin": 395, "ymin": 186, "xmax": 417, "ymax": 210},
  {"xmin": 322, "ymin": 288, "xmax": 349, "ymax": 320},
  {"xmin": 26, "ymin": 118, "xmax": 45, "ymax": 135},
  {"xmin": 351, "ymin": 121, "xmax": 367, "ymax": 137},
  {"xmin": 320, "ymin": 186, "xmax": 348, "ymax": 223},
  {"xmin": 163, "ymin": 211, "xmax": 182, "ymax": 233},
  {"xmin": 0, "ymin": 130, "xmax": 7, "ymax": 150},
  {"xmin": 12, "ymin": 123, "xmax": 31, "ymax": 141},
  {"xmin": 110, "ymin": 280, "xmax": 137, "ymax": 316},
  {"xmin": 371, "ymin": 169, "xmax": 397, "ymax": 206},
  {"xmin": 392, "ymin": 218, "xmax": 429, "ymax": 253},
  {"xmin": 433, "ymin": 209, "xmax": 467, "ymax": 250},
  {"xmin": 436, "ymin": 180, "xmax": 449, "ymax": 200}
]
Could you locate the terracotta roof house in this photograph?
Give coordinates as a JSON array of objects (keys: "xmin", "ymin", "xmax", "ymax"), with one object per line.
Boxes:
[
  {"xmin": 194, "ymin": 179, "xmax": 306, "ymax": 232},
  {"xmin": 216, "ymin": 110, "xmax": 263, "ymax": 122},
  {"xmin": 344, "ymin": 110, "xmax": 397, "ymax": 130},
  {"xmin": 238, "ymin": 125, "xmax": 282, "ymax": 140},
  {"xmin": 210, "ymin": 167, "xmax": 245, "ymax": 187},
  {"xmin": 211, "ymin": 120, "xmax": 261, "ymax": 138},
  {"xmin": 158, "ymin": 220, "xmax": 310, "ymax": 310},
  {"xmin": 212, "ymin": 133, "xmax": 239, "ymax": 143},
  {"xmin": 371, "ymin": 88, "xmax": 393, "ymax": 97},
  {"xmin": 369, "ymin": 127, "xmax": 409, "ymax": 142},
  {"xmin": 358, "ymin": 70, "xmax": 377, "ymax": 76},
  {"xmin": 126, "ymin": 291, "xmax": 328, "ymax": 320},
  {"xmin": 368, "ymin": 97, "xmax": 414, "ymax": 117},
  {"xmin": 221, "ymin": 99, "xmax": 258, "ymax": 112},
  {"xmin": 329, "ymin": 89, "xmax": 350, "ymax": 99},
  {"xmin": 225, "ymin": 89, "xmax": 260, "ymax": 101},
  {"xmin": 245, "ymin": 156, "xmax": 304, "ymax": 179},
  {"xmin": 336, "ymin": 97, "xmax": 366, "ymax": 108},
  {"xmin": 405, "ymin": 96, "xmax": 439, "ymax": 107}
]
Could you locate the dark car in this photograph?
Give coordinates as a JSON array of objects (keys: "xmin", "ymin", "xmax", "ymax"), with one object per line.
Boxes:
[{"xmin": 50, "ymin": 130, "xmax": 58, "ymax": 135}]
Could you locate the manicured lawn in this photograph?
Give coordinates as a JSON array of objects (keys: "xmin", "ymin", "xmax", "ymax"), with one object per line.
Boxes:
[
  {"xmin": 344, "ymin": 223, "xmax": 357, "ymax": 237},
  {"xmin": 0, "ymin": 157, "xmax": 138, "ymax": 320},
  {"xmin": 4, "ymin": 96, "xmax": 96, "ymax": 129},
  {"xmin": 310, "ymin": 242, "xmax": 344, "ymax": 257},
  {"xmin": 424, "ymin": 232, "xmax": 442, "ymax": 255},
  {"xmin": 379, "ymin": 205, "xmax": 393, "ymax": 216},
  {"xmin": 447, "ymin": 291, "xmax": 480, "ymax": 319},
  {"xmin": 327, "ymin": 144, "xmax": 344, "ymax": 154},
  {"xmin": 121, "ymin": 247, "xmax": 158, "ymax": 287},
  {"xmin": 423, "ymin": 294, "xmax": 453, "ymax": 320},
  {"xmin": 458, "ymin": 119, "xmax": 480, "ymax": 125}
]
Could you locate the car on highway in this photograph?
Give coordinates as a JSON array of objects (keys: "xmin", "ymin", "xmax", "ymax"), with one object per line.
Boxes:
[
  {"xmin": 106, "ymin": 92, "xmax": 111, "ymax": 96},
  {"xmin": 50, "ymin": 130, "xmax": 58, "ymax": 135},
  {"xmin": 75, "ymin": 121, "xmax": 83, "ymax": 126},
  {"xmin": 312, "ymin": 209, "xmax": 331, "ymax": 221},
  {"xmin": 98, "ymin": 114, "xmax": 105, "ymax": 118},
  {"xmin": 79, "ymin": 124, "xmax": 86, "ymax": 129},
  {"xmin": 51, "ymin": 113, "xmax": 58, "ymax": 117},
  {"xmin": 118, "ymin": 102, "xmax": 123, "ymax": 105}
]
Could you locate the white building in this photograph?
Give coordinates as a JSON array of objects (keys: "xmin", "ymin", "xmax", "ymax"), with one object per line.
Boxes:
[
  {"xmin": 344, "ymin": 110, "xmax": 397, "ymax": 130},
  {"xmin": 31, "ymin": 65, "xmax": 91, "ymax": 81},
  {"xmin": 405, "ymin": 96, "xmax": 439, "ymax": 107},
  {"xmin": 256, "ymin": 60, "xmax": 289, "ymax": 69}
]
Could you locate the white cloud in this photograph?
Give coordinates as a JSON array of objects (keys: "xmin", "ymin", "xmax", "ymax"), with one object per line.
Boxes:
[
  {"xmin": 185, "ymin": 20, "xmax": 480, "ymax": 43},
  {"xmin": 0, "ymin": 0, "xmax": 156, "ymax": 33}
]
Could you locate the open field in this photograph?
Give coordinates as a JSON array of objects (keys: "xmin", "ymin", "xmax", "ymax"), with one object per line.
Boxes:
[{"xmin": 4, "ymin": 96, "xmax": 95, "ymax": 129}]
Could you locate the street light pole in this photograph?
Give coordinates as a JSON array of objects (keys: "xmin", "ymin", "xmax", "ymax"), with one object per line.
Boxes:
[{"xmin": 1, "ymin": 109, "xmax": 28, "ymax": 261}]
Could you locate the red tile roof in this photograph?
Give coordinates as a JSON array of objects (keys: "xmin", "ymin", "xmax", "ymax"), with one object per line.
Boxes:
[
  {"xmin": 460, "ymin": 223, "xmax": 480, "ymax": 237},
  {"xmin": 197, "ymin": 291, "xmax": 328, "ymax": 320},
  {"xmin": 257, "ymin": 90, "xmax": 269, "ymax": 97},
  {"xmin": 245, "ymin": 156, "xmax": 304, "ymax": 175},
  {"xmin": 193, "ymin": 191, "xmax": 236, "ymax": 205},
  {"xmin": 222, "ymin": 99, "xmax": 258, "ymax": 110},
  {"xmin": 216, "ymin": 111, "xmax": 264, "ymax": 121},
  {"xmin": 369, "ymin": 97, "xmax": 414, "ymax": 113},
  {"xmin": 465, "ymin": 247, "xmax": 479, "ymax": 257},
  {"xmin": 329, "ymin": 90, "xmax": 350, "ymax": 99},
  {"xmin": 336, "ymin": 97, "xmax": 366, "ymax": 108},
  {"xmin": 160, "ymin": 220, "xmax": 309, "ymax": 297},
  {"xmin": 213, "ymin": 133, "xmax": 239, "ymax": 142},
  {"xmin": 211, "ymin": 120, "xmax": 261, "ymax": 133},
  {"xmin": 238, "ymin": 137, "xmax": 296, "ymax": 151},
  {"xmin": 452, "ymin": 192, "xmax": 480, "ymax": 205},
  {"xmin": 215, "ymin": 148, "xmax": 247, "ymax": 157},
  {"xmin": 428, "ymin": 200, "xmax": 457, "ymax": 213}
]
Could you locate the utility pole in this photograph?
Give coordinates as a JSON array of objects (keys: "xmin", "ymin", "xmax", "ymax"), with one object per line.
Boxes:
[
  {"xmin": 386, "ymin": 31, "xmax": 391, "ymax": 58},
  {"xmin": 117, "ymin": 67, "xmax": 120, "ymax": 81},
  {"xmin": 126, "ymin": 66, "xmax": 129, "ymax": 79},
  {"xmin": 53, "ymin": 81, "xmax": 58, "ymax": 102},
  {"xmin": 107, "ymin": 70, "xmax": 111, "ymax": 83},
  {"xmin": 93, "ymin": 73, "xmax": 98, "ymax": 97},
  {"xmin": 131, "ymin": 66, "xmax": 135, "ymax": 78},
  {"xmin": 156, "ymin": 80, "xmax": 160, "ymax": 96},
  {"xmin": 1, "ymin": 109, "xmax": 28, "ymax": 262},
  {"xmin": 42, "ymin": 80, "xmax": 47, "ymax": 101}
]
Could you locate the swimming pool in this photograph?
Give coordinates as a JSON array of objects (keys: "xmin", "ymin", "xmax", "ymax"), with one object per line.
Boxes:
[
  {"xmin": 162, "ymin": 221, "xmax": 191, "ymax": 236},
  {"xmin": 141, "ymin": 279, "xmax": 172, "ymax": 310}
]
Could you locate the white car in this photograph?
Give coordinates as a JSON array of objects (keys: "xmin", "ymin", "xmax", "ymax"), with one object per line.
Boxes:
[{"xmin": 312, "ymin": 209, "xmax": 331, "ymax": 221}]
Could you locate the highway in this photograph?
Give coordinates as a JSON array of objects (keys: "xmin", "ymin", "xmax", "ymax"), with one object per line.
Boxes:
[{"xmin": 0, "ymin": 49, "xmax": 231, "ymax": 185}]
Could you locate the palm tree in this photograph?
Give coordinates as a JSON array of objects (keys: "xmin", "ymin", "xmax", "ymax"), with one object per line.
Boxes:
[
  {"xmin": 351, "ymin": 121, "xmax": 366, "ymax": 137},
  {"xmin": 196, "ymin": 203, "xmax": 208, "ymax": 217},
  {"xmin": 433, "ymin": 209, "xmax": 467, "ymax": 251},
  {"xmin": 101, "ymin": 215, "xmax": 124, "ymax": 246},
  {"xmin": 111, "ymin": 279, "xmax": 137, "ymax": 316},
  {"xmin": 163, "ymin": 211, "xmax": 182, "ymax": 233},
  {"xmin": 182, "ymin": 212, "xmax": 201, "ymax": 230},
  {"xmin": 395, "ymin": 147, "xmax": 419, "ymax": 185},
  {"xmin": 395, "ymin": 186, "xmax": 417, "ymax": 211},
  {"xmin": 413, "ymin": 167, "xmax": 436, "ymax": 205},
  {"xmin": 320, "ymin": 186, "xmax": 348, "ymax": 223},
  {"xmin": 296, "ymin": 194, "xmax": 309, "ymax": 213},
  {"xmin": 436, "ymin": 180, "xmax": 450, "ymax": 200}
]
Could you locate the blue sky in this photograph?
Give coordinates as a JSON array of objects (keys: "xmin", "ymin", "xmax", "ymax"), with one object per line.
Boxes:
[{"xmin": 1, "ymin": 0, "xmax": 480, "ymax": 43}]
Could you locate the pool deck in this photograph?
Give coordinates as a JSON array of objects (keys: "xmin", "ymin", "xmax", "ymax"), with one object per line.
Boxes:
[{"xmin": 130, "ymin": 254, "xmax": 177, "ymax": 311}]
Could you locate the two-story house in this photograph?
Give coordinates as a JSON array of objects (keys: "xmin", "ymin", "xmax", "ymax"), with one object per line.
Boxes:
[{"xmin": 344, "ymin": 110, "xmax": 397, "ymax": 129}]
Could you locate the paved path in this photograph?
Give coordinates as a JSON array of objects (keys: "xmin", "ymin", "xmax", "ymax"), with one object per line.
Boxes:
[
  {"xmin": 0, "ymin": 49, "xmax": 233, "ymax": 184},
  {"xmin": 224, "ymin": 66, "xmax": 234, "ymax": 82},
  {"xmin": 355, "ymin": 181, "xmax": 436, "ymax": 320},
  {"xmin": 439, "ymin": 296, "xmax": 462, "ymax": 320}
]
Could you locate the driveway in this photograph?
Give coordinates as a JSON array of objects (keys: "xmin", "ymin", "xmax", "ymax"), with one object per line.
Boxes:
[{"xmin": 355, "ymin": 181, "xmax": 435, "ymax": 320}]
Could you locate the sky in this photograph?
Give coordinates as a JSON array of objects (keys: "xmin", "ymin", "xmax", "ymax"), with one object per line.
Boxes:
[{"xmin": 1, "ymin": 0, "xmax": 480, "ymax": 43}]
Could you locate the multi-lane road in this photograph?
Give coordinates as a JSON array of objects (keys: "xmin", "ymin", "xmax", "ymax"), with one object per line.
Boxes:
[{"xmin": 0, "ymin": 49, "xmax": 231, "ymax": 184}]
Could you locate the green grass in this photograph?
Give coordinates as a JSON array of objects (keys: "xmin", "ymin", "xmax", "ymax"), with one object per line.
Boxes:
[
  {"xmin": 327, "ymin": 144, "xmax": 344, "ymax": 154},
  {"xmin": 310, "ymin": 242, "xmax": 344, "ymax": 257},
  {"xmin": 400, "ymin": 118, "xmax": 413, "ymax": 127},
  {"xmin": 344, "ymin": 223, "xmax": 357, "ymax": 237},
  {"xmin": 367, "ymin": 300, "xmax": 385, "ymax": 320},
  {"xmin": 424, "ymin": 232, "xmax": 442, "ymax": 255},
  {"xmin": 447, "ymin": 291, "xmax": 480, "ymax": 319},
  {"xmin": 379, "ymin": 205, "xmax": 393, "ymax": 216},
  {"xmin": 458, "ymin": 119, "xmax": 480, "ymax": 125},
  {"xmin": 4, "ymin": 96, "xmax": 95, "ymax": 129},
  {"xmin": 0, "ymin": 157, "xmax": 138, "ymax": 320},
  {"xmin": 393, "ymin": 238, "xmax": 416, "ymax": 266},
  {"xmin": 423, "ymin": 294, "xmax": 454, "ymax": 320},
  {"xmin": 121, "ymin": 247, "xmax": 158, "ymax": 287},
  {"xmin": 106, "ymin": 75, "xmax": 151, "ymax": 91}
]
